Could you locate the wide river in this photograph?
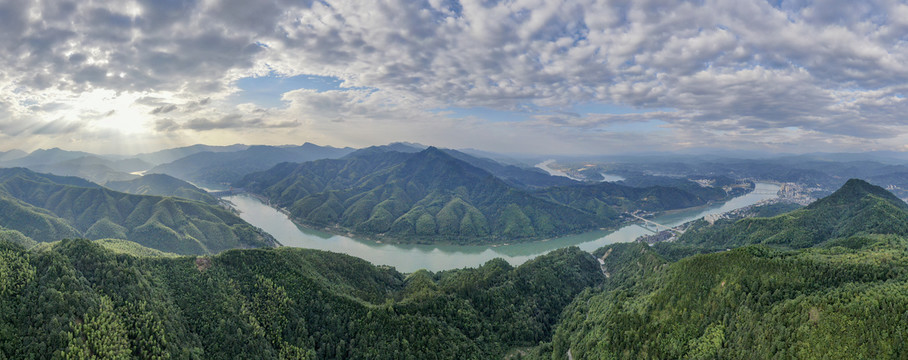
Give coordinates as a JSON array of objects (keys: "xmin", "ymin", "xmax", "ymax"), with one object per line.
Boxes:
[{"xmin": 224, "ymin": 182, "xmax": 780, "ymax": 272}]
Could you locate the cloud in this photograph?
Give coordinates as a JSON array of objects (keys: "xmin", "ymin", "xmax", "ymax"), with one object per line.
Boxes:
[
  {"xmin": 2, "ymin": 0, "xmax": 908, "ymax": 153},
  {"xmin": 155, "ymin": 114, "xmax": 298, "ymax": 132}
]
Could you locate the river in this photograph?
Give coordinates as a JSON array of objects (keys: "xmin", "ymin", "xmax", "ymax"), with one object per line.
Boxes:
[{"xmin": 223, "ymin": 182, "xmax": 780, "ymax": 272}]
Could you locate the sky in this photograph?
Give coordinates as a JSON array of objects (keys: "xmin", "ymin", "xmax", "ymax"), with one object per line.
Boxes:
[{"xmin": 1, "ymin": 0, "xmax": 908, "ymax": 155}]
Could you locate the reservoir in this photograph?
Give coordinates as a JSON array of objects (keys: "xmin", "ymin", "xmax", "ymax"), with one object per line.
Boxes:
[{"xmin": 224, "ymin": 182, "xmax": 780, "ymax": 272}]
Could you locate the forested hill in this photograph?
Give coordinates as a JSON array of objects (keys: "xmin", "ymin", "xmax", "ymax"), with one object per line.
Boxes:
[
  {"xmin": 237, "ymin": 147, "xmax": 607, "ymax": 244},
  {"xmin": 105, "ymin": 173, "xmax": 219, "ymax": 204},
  {"xmin": 544, "ymin": 235, "xmax": 908, "ymax": 359},
  {"xmin": 535, "ymin": 177, "xmax": 736, "ymax": 215},
  {"xmin": 237, "ymin": 147, "xmax": 738, "ymax": 245},
  {"xmin": 0, "ymin": 167, "xmax": 273, "ymax": 254},
  {"xmin": 0, "ymin": 239, "xmax": 601, "ymax": 359},
  {"xmin": 672, "ymin": 178, "xmax": 908, "ymax": 252}
]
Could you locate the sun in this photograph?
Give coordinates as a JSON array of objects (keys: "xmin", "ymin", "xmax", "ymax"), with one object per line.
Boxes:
[{"xmin": 75, "ymin": 89, "xmax": 151, "ymax": 135}]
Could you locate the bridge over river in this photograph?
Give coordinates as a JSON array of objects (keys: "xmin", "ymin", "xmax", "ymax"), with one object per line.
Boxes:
[{"xmin": 629, "ymin": 213, "xmax": 682, "ymax": 235}]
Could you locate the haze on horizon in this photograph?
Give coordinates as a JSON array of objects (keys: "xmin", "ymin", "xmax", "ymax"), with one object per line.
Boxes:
[{"xmin": 2, "ymin": 0, "xmax": 907, "ymax": 155}]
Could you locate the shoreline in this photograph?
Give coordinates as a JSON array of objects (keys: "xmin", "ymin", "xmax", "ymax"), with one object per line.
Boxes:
[{"xmin": 222, "ymin": 189, "xmax": 760, "ymax": 248}]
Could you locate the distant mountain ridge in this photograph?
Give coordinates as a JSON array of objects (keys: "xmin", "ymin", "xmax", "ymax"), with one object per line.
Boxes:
[
  {"xmin": 131, "ymin": 143, "xmax": 250, "ymax": 165},
  {"xmin": 105, "ymin": 173, "xmax": 219, "ymax": 204},
  {"xmin": 0, "ymin": 148, "xmax": 153, "ymax": 184},
  {"xmin": 149, "ymin": 143, "xmax": 355, "ymax": 188}
]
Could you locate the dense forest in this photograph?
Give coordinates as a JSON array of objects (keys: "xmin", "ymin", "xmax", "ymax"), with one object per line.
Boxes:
[
  {"xmin": 543, "ymin": 235, "xmax": 908, "ymax": 359},
  {"xmin": 0, "ymin": 168, "xmax": 273, "ymax": 255},
  {"xmin": 236, "ymin": 147, "xmax": 738, "ymax": 245},
  {"xmin": 0, "ymin": 239, "xmax": 600, "ymax": 359}
]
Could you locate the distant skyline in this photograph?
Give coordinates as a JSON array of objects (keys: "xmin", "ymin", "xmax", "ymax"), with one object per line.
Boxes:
[{"xmin": 2, "ymin": 0, "xmax": 908, "ymax": 155}]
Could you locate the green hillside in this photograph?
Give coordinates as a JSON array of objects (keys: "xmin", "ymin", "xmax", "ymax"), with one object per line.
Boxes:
[
  {"xmin": 238, "ymin": 148, "xmax": 610, "ymax": 244},
  {"xmin": 0, "ymin": 168, "xmax": 273, "ymax": 254},
  {"xmin": 545, "ymin": 236, "xmax": 908, "ymax": 359},
  {"xmin": 105, "ymin": 173, "xmax": 219, "ymax": 204},
  {"xmin": 0, "ymin": 239, "xmax": 601, "ymax": 359},
  {"xmin": 671, "ymin": 179, "xmax": 908, "ymax": 253},
  {"xmin": 535, "ymin": 178, "xmax": 733, "ymax": 215}
]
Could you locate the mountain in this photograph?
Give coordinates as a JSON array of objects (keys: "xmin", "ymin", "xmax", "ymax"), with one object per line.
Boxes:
[
  {"xmin": 237, "ymin": 147, "xmax": 736, "ymax": 245},
  {"xmin": 132, "ymin": 143, "xmax": 250, "ymax": 165},
  {"xmin": 673, "ymin": 179, "xmax": 908, "ymax": 251},
  {"xmin": 1, "ymin": 147, "xmax": 94, "ymax": 167},
  {"xmin": 0, "ymin": 167, "xmax": 273, "ymax": 254},
  {"xmin": 105, "ymin": 173, "xmax": 219, "ymax": 204},
  {"xmin": 1, "ymin": 149, "xmax": 154, "ymax": 185},
  {"xmin": 535, "ymin": 177, "xmax": 736, "ymax": 216},
  {"xmin": 347, "ymin": 145, "xmax": 578, "ymax": 189},
  {"xmin": 441, "ymin": 149, "xmax": 579, "ymax": 189},
  {"xmin": 0, "ymin": 149, "xmax": 26, "ymax": 162},
  {"xmin": 149, "ymin": 143, "xmax": 355, "ymax": 188},
  {"xmin": 237, "ymin": 147, "xmax": 610, "ymax": 244},
  {"xmin": 25, "ymin": 156, "xmax": 143, "ymax": 184},
  {"xmin": 0, "ymin": 239, "xmax": 600, "ymax": 359}
]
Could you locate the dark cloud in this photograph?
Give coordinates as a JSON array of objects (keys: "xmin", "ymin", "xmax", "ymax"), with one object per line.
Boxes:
[
  {"xmin": 155, "ymin": 114, "xmax": 298, "ymax": 132},
  {"xmin": 150, "ymin": 104, "xmax": 178, "ymax": 114}
]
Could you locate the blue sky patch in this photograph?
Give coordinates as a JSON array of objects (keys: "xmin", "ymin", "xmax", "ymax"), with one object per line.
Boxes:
[{"xmin": 231, "ymin": 74, "xmax": 349, "ymax": 108}]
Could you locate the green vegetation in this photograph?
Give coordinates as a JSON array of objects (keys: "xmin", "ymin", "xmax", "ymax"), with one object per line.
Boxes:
[
  {"xmin": 0, "ymin": 239, "xmax": 601, "ymax": 359},
  {"xmin": 0, "ymin": 167, "xmax": 273, "ymax": 255},
  {"xmin": 666, "ymin": 179, "xmax": 908, "ymax": 256},
  {"xmin": 94, "ymin": 239, "xmax": 179, "ymax": 257},
  {"xmin": 105, "ymin": 173, "xmax": 219, "ymax": 204},
  {"xmin": 535, "ymin": 179, "xmax": 732, "ymax": 216},
  {"xmin": 545, "ymin": 236, "xmax": 908, "ymax": 359},
  {"xmin": 238, "ymin": 148, "xmax": 735, "ymax": 245},
  {"xmin": 238, "ymin": 148, "xmax": 609, "ymax": 244}
]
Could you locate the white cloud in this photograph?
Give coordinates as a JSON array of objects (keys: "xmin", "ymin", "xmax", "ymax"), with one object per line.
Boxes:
[{"xmin": 1, "ymin": 0, "xmax": 908, "ymax": 153}]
